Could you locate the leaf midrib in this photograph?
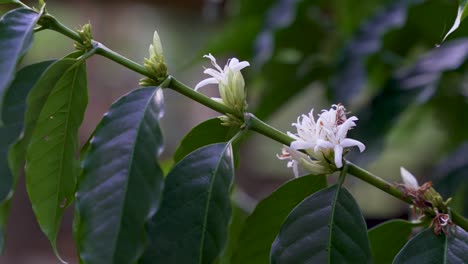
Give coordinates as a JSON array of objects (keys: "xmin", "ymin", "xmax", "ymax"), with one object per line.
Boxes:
[
  {"xmin": 198, "ymin": 143, "xmax": 231, "ymax": 264},
  {"xmin": 51, "ymin": 63, "xmax": 82, "ymax": 241},
  {"xmin": 109, "ymin": 88, "xmax": 157, "ymax": 263},
  {"xmin": 327, "ymin": 185, "xmax": 341, "ymax": 264}
]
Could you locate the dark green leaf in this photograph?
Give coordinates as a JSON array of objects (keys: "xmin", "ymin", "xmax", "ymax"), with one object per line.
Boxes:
[
  {"xmin": 231, "ymin": 175, "xmax": 327, "ymax": 264},
  {"xmin": 271, "ymin": 185, "xmax": 372, "ymax": 264},
  {"xmin": 173, "ymin": 118, "xmax": 238, "ymax": 163},
  {"xmin": 142, "ymin": 143, "xmax": 235, "ymax": 264},
  {"xmin": 368, "ymin": 219, "xmax": 416, "ymax": 264},
  {"xmin": 25, "ymin": 60, "xmax": 87, "ymax": 258},
  {"xmin": 74, "ymin": 87, "xmax": 164, "ymax": 264},
  {"xmin": 0, "ymin": 8, "xmax": 42, "ymax": 121},
  {"xmin": 393, "ymin": 227, "xmax": 468, "ymax": 264},
  {"xmin": 0, "ymin": 60, "xmax": 53, "ymax": 254},
  {"xmin": 356, "ymin": 39, "xmax": 468, "ymax": 162}
]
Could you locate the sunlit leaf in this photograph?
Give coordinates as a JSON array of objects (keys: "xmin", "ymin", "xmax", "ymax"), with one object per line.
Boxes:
[
  {"xmin": 74, "ymin": 87, "xmax": 164, "ymax": 264},
  {"xmin": 368, "ymin": 219, "xmax": 417, "ymax": 264},
  {"xmin": 0, "ymin": 60, "xmax": 54, "ymax": 254},
  {"xmin": 9, "ymin": 53, "xmax": 82, "ymax": 181},
  {"xmin": 25, "ymin": 60, "xmax": 87, "ymax": 260},
  {"xmin": 393, "ymin": 227, "xmax": 468, "ymax": 263},
  {"xmin": 231, "ymin": 174, "xmax": 326, "ymax": 264},
  {"xmin": 270, "ymin": 184, "xmax": 372, "ymax": 263},
  {"xmin": 0, "ymin": 8, "xmax": 42, "ymax": 122},
  {"xmin": 142, "ymin": 143, "xmax": 235, "ymax": 264}
]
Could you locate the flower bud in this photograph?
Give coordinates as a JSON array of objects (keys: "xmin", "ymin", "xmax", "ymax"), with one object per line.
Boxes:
[{"xmin": 140, "ymin": 30, "xmax": 168, "ymax": 86}]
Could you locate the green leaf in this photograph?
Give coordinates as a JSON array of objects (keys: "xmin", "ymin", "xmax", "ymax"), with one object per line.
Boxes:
[
  {"xmin": 443, "ymin": 0, "xmax": 468, "ymax": 41},
  {"xmin": 25, "ymin": 60, "xmax": 87, "ymax": 260},
  {"xmin": 270, "ymin": 184, "xmax": 372, "ymax": 263},
  {"xmin": 142, "ymin": 143, "xmax": 235, "ymax": 264},
  {"xmin": 368, "ymin": 219, "xmax": 416, "ymax": 264},
  {"xmin": 74, "ymin": 87, "xmax": 164, "ymax": 264},
  {"xmin": 393, "ymin": 227, "xmax": 468, "ymax": 263},
  {"xmin": 0, "ymin": 8, "xmax": 42, "ymax": 122},
  {"xmin": 174, "ymin": 118, "xmax": 238, "ymax": 163},
  {"xmin": 0, "ymin": 60, "xmax": 53, "ymax": 254},
  {"xmin": 9, "ymin": 53, "xmax": 82, "ymax": 180},
  {"xmin": 231, "ymin": 175, "xmax": 327, "ymax": 264}
]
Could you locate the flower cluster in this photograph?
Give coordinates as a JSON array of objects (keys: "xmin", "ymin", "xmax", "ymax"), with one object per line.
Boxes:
[
  {"xmin": 195, "ymin": 54, "xmax": 249, "ymax": 126},
  {"xmin": 279, "ymin": 104, "xmax": 365, "ymax": 177}
]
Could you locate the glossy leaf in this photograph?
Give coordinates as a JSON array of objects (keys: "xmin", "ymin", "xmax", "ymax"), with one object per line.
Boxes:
[
  {"xmin": 443, "ymin": 0, "xmax": 468, "ymax": 41},
  {"xmin": 142, "ymin": 143, "xmax": 235, "ymax": 264},
  {"xmin": 173, "ymin": 118, "xmax": 238, "ymax": 163},
  {"xmin": 393, "ymin": 227, "xmax": 468, "ymax": 263},
  {"xmin": 356, "ymin": 38, "xmax": 468, "ymax": 161},
  {"xmin": 0, "ymin": 60, "xmax": 54, "ymax": 254},
  {"xmin": 0, "ymin": 8, "xmax": 42, "ymax": 121},
  {"xmin": 271, "ymin": 185, "xmax": 372, "ymax": 264},
  {"xmin": 231, "ymin": 174, "xmax": 327, "ymax": 264},
  {"xmin": 368, "ymin": 219, "xmax": 416, "ymax": 264},
  {"xmin": 25, "ymin": 60, "xmax": 87, "ymax": 258},
  {"xmin": 74, "ymin": 87, "xmax": 164, "ymax": 264}
]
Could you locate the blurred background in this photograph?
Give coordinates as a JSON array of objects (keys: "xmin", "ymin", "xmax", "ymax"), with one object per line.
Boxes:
[{"xmin": 1, "ymin": 0, "xmax": 467, "ymax": 262}]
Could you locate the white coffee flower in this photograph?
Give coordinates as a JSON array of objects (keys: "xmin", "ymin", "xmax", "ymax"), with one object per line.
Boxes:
[
  {"xmin": 195, "ymin": 53, "xmax": 249, "ymax": 114},
  {"xmin": 280, "ymin": 104, "xmax": 365, "ymax": 175}
]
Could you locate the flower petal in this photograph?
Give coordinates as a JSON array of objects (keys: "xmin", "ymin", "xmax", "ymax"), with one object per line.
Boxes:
[
  {"xmin": 194, "ymin": 78, "xmax": 218, "ymax": 90},
  {"xmin": 290, "ymin": 140, "xmax": 315, "ymax": 150},
  {"xmin": 400, "ymin": 167, "xmax": 419, "ymax": 189},
  {"xmin": 314, "ymin": 139, "xmax": 334, "ymax": 152},
  {"xmin": 336, "ymin": 117, "xmax": 357, "ymax": 139},
  {"xmin": 334, "ymin": 145, "xmax": 343, "ymax": 168},
  {"xmin": 340, "ymin": 138, "xmax": 365, "ymax": 152},
  {"xmin": 230, "ymin": 61, "xmax": 250, "ymax": 72}
]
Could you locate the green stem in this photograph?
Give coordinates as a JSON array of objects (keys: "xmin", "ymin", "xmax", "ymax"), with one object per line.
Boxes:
[
  {"xmin": 167, "ymin": 78, "xmax": 239, "ymax": 117},
  {"xmin": 95, "ymin": 43, "xmax": 150, "ymax": 77},
  {"xmin": 39, "ymin": 14, "xmax": 152, "ymax": 78},
  {"xmin": 245, "ymin": 113, "xmax": 294, "ymax": 146},
  {"xmin": 452, "ymin": 211, "xmax": 468, "ymax": 232},
  {"xmin": 346, "ymin": 161, "xmax": 412, "ymax": 204}
]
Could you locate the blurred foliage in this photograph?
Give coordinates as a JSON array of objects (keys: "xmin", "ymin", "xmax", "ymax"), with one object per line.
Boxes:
[{"xmin": 205, "ymin": 0, "xmax": 467, "ymax": 212}]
